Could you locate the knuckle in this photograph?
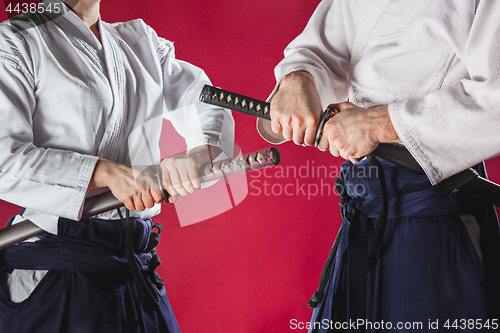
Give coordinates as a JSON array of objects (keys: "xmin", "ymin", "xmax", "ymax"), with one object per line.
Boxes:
[
  {"xmin": 339, "ymin": 101, "xmax": 351, "ymax": 110},
  {"xmin": 335, "ymin": 140, "xmax": 345, "ymax": 149},
  {"xmin": 124, "ymin": 200, "xmax": 134, "ymax": 210},
  {"xmin": 164, "ymin": 158, "xmax": 176, "ymax": 168},
  {"xmin": 269, "ymin": 100, "xmax": 281, "ymax": 112},
  {"xmin": 305, "ymin": 114, "xmax": 317, "ymax": 125},
  {"xmin": 270, "ymin": 109, "xmax": 281, "ymax": 120},
  {"xmin": 169, "ymin": 178, "xmax": 181, "ymax": 187},
  {"xmin": 161, "ymin": 159, "xmax": 169, "ymax": 169},
  {"xmin": 327, "ymin": 132, "xmax": 337, "ymax": 143},
  {"xmin": 323, "ymin": 123, "xmax": 335, "ymax": 134},
  {"xmin": 183, "ymin": 183, "xmax": 195, "ymax": 192},
  {"xmin": 276, "ymin": 115, "xmax": 289, "ymax": 126},
  {"xmin": 152, "ymin": 192, "xmax": 162, "ymax": 203},
  {"xmin": 293, "ymin": 117, "xmax": 304, "ymax": 128},
  {"xmin": 173, "ymin": 184, "xmax": 186, "ymax": 193}
]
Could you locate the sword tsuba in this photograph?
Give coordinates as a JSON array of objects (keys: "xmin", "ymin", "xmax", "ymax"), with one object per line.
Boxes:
[{"xmin": 314, "ymin": 105, "xmax": 340, "ymax": 148}]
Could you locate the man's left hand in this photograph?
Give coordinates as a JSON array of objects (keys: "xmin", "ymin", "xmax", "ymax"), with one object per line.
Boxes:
[{"xmin": 317, "ymin": 102, "xmax": 400, "ymax": 162}]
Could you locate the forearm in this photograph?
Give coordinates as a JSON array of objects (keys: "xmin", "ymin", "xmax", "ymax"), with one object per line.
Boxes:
[
  {"xmin": 88, "ymin": 159, "xmax": 114, "ymax": 191},
  {"xmin": 190, "ymin": 144, "xmax": 222, "ymax": 162},
  {"xmin": 272, "ymin": 0, "xmax": 353, "ymax": 109},
  {"xmin": 274, "ymin": 56, "xmax": 349, "ymax": 111}
]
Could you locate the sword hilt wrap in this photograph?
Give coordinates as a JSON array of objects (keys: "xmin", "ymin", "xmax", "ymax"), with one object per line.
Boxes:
[
  {"xmin": 198, "ymin": 147, "xmax": 280, "ymax": 182},
  {"xmin": 200, "ymin": 85, "xmax": 338, "ymax": 147},
  {"xmin": 155, "ymin": 147, "xmax": 281, "ymax": 202},
  {"xmin": 200, "ymin": 85, "xmax": 272, "ymax": 120}
]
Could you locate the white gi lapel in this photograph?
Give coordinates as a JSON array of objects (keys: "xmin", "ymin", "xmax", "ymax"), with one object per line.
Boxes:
[
  {"xmin": 97, "ymin": 23, "xmax": 128, "ymax": 163},
  {"xmin": 55, "ymin": 8, "xmax": 105, "ymax": 74}
]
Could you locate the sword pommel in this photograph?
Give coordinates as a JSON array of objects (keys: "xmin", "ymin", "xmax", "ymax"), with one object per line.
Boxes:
[{"xmin": 270, "ymin": 147, "xmax": 281, "ymax": 166}]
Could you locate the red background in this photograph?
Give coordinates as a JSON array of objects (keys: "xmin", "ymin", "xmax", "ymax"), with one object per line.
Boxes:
[{"xmin": 1, "ymin": 1, "xmax": 499, "ymax": 332}]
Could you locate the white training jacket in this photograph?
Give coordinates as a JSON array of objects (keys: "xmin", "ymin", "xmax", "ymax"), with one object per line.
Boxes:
[
  {"xmin": 269, "ymin": 0, "xmax": 500, "ymax": 185},
  {"xmin": 0, "ymin": 1, "xmax": 234, "ymax": 234}
]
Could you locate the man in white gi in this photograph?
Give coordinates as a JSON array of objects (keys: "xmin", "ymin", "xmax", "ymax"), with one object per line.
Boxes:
[
  {"xmin": 260, "ymin": 0, "xmax": 500, "ymax": 331},
  {"xmin": 0, "ymin": 0, "xmax": 234, "ymax": 332}
]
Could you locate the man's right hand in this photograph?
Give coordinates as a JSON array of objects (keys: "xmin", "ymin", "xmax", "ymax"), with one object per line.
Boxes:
[
  {"xmin": 88, "ymin": 159, "xmax": 163, "ymax": 212},
  {"xmin": 270, "ymin": 71, "xmax": 323, "ymax": 146},
  {"xmin": 159, "ymin": 144, "xmax": 217, "ymax": 204}
]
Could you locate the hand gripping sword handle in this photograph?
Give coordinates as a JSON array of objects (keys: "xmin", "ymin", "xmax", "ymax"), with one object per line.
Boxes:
[
  {"xmin": 156, "ymin": 147, "xmax": 281, "ymax": 200},
  {"xmin": 199, "ymin": 85, "xmax": 331, "ymax": 147},
  {"xmin": 0, "ymin": 148, "xmax": 282, "ymax": 250},
  {"xmin": 200, "ymin": 85, "xmax": 500, "ymax": 208}
]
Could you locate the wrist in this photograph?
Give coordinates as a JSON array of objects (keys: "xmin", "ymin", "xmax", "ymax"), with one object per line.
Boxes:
[
  {"xmin": 280, "ymin": 70, "xmax": 314, "ymax": 89},
  {"xmin": 88, "ymin": 159, "xmax": 113, "ymax": 191},
  {"xmin": 373, "ymin": 106, "xmax": 401, "ymax": 144},
  {"xmin": 189, "ymin": 144, "xmax": 222, "ymax": 162}
]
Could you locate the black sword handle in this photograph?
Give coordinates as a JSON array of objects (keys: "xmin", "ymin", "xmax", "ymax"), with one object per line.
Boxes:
[
  {"xmin": 200, "ymin": 85, "xmax": 271, "ymax": 120},
  {"xmin": 200, "ymin": 85, "xmax": 500, "ymax": 208},
  {"xmin": 200, "ymin": 85, "xmax": 331, "ymax": 147}
]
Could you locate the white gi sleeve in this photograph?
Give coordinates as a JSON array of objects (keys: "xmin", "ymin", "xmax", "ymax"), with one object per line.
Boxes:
[
  {"xmin": 389, "ymin": 0, "xmax": 500, "ymax": 184},
  {"xmin": 0, "ymin": 48, "xmax": 98, "ymax": 224},
  {"xmin": 271, "ymin": 0, "xmax": 353, "ymax": 110},
  {"xmin": 154, "ymin": 33, "xmax": 235, "ymax": 161},
  {"xmin": 273, "ymin": 0, "xmax": 500, "ymax": 185}
]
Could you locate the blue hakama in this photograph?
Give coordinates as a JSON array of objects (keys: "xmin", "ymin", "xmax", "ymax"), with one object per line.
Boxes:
[
  {"xmin": 309, "ymin": 159, "xmax": 500, "ymax": 332},
  {"xmin": 0, "ymin": 215, "xmax": 181, "ymax": 333}
]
